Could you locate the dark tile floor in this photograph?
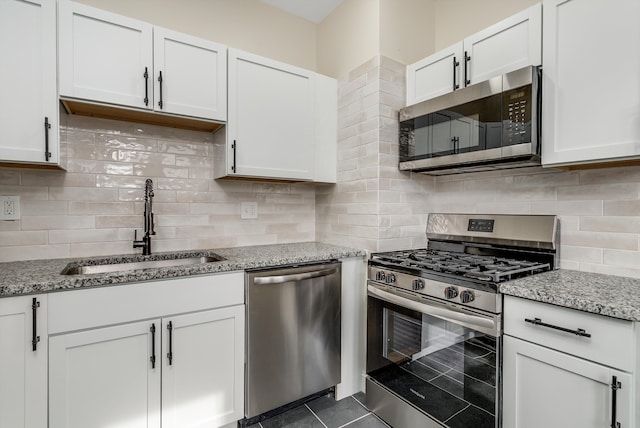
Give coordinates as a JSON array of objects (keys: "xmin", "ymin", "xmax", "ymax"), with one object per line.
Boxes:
[{"xmin": 247, "ymin": 392, "xmax": 390, "ymax": 428}]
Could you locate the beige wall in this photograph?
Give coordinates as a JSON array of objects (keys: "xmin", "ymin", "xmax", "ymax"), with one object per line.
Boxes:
[
  {"xmin": 380, "ymin": 0, "xmax": 436, "ymax": 66},
  {"xmin": 433, "ymin": 0, "xmax": 539, "ymax": 52},
  {"xmin": 316, "ymin": 0, "xmax": 380, "ymax": 78},
  {"xmin": 74, "ymin": 0, "xmax": 318, "ymax": 71}
]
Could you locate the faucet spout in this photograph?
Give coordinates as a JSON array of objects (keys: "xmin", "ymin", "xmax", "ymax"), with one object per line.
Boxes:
[{"xmin": 133, "ymin": 178, "xmax": 155, "ymax": 255}]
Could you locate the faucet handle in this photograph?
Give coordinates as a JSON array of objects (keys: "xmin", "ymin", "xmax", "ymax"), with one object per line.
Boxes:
[
  {"xmin": 134, "ymin": 229, "xmax": 138, "ymax": 240},
  {"xmin": 150, "ymin": 213, "xmax": 156, "ymax": 235}
]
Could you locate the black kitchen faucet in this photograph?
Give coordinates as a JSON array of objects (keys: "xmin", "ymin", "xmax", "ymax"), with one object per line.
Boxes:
[{"xmin": 133, "ymin": 178, "xmax": 156, "ymax": 255}]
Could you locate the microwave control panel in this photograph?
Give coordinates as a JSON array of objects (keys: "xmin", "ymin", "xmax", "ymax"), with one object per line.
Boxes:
[{"xmin": 503, "ymin": 85, "xmax": 532, "ymax": 145}]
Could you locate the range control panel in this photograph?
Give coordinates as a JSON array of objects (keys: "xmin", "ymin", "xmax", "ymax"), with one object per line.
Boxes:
[{"xmin": 468, "ymin": 218, "xmax": 495, "ymax": 233}]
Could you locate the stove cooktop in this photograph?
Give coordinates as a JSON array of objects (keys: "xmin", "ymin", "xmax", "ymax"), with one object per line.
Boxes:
[{"xmin": 370, "ymin": 249, "xmax": 551, "ymax": 284}]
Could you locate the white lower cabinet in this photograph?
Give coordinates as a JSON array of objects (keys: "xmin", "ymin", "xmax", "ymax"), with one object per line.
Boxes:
[
  {"xmin": 48, "ymin": 272, "xmax": 245, "ymax": 428},
  {"xmin": 504, "ymin": 335, "xmax": 632, "ymax": 428},
  {"xmin": 49, "ymin": 319, "xmax": 162, "ymax": 428},
  {"xmin": 0, "ymin": 295, "xmax": 47, "ymax": 428},
  {"xmin": 162, "ymin": 306, "xmax": 244, "ymax": 428},
  {"xmin": 503, "ymin": 295, "xmax": 637, "ymax": 428}
]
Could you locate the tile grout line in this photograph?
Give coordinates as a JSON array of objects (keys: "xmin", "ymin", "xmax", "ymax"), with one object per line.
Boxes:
[
  {"xmin": 337, "ymin": 412, "xmax": 372, "ymax": 428},
  {"xmin": 305, "ymin": 403, "xmax": 329, "ymax": 428}
]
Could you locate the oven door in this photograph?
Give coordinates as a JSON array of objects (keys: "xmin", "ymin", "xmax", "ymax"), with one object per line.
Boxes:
[{"xmin": 366, "ymin": 283, "xmax": 501, "ymax": 428}]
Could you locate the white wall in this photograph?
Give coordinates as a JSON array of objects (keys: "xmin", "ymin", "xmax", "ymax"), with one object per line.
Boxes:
[{"xmin": 74, "ymin": 0, "xmax": 318, "ymax": 71}]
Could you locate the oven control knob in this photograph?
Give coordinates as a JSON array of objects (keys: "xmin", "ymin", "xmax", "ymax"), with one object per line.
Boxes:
[
  {"xmin": 460, "ymin": 290, "xmax": 475, "ymax": 304},
  {"xmin": 376, "ymin": 271, "xmax": 386, "ymax": 281},
  {"xmin": 444, "ymin": 286, "xmax": 458, "ymax": 299},
  {"xmin": 412, "ymin": 279, "xmax": 425, "ymax": 291},
  {"xmin": 386, "ymin": 273, "xmax": 397, "ymax": 284}
]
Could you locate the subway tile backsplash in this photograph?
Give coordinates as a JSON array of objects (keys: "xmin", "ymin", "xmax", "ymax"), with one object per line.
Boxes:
[
  {"xmin": 0, "ymin": 115, "xmax": 315, "ymax": 262},
  {"xmin": 316, "ymin": 55, "xmax": 640, "ymax": 279},
  {"xmin": 2, "ymin": 56, "xmax": 640, "ymax": 280}
]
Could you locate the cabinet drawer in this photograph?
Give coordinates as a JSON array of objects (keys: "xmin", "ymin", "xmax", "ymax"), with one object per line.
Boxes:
[
  {"xmin": 49, "ymin": 271, "xmax": 244, "ymax": 334},
  {"xmin": 504, "ymin": 295, "xmax": 635, "ymax": 371}
]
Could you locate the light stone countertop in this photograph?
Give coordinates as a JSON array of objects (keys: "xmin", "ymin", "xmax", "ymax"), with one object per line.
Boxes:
[
  {"xmin": 0, "ymin": 242, "xmax": 366, "ymax": 298},
  {"xmin": 499, "ymin": 269, "xmax": 640, "ymax": 322}
]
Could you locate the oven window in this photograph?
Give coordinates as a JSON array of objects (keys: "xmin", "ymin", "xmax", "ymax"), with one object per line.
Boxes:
[{"xmin": 370, "ymin": 305, "xmax": 499, "ymax": 428}]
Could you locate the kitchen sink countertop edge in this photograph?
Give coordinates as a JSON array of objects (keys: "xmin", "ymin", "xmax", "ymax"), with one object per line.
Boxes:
[
  {"xmin": 499, "ymin": 269, "xmax": 640, "ymax": 322},
  {"xmin": 0, "ymin": 242, "xmax": 366, "ymax": 298}
]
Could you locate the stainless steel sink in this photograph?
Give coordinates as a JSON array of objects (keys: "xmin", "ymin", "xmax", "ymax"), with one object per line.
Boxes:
[{"xmin": 61, "ymin": 255, "xmax": 224, "ymax": 275}]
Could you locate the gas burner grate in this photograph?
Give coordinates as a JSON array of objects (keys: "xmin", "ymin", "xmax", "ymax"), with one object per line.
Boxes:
[{"xmin": 372, "ymin": 249, "xmax": 551, "ymax": 283}]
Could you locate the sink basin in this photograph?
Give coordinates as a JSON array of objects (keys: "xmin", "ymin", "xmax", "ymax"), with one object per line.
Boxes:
[{"xmin": 61, "ymin": 255, "xmax": 224, "ymax": 275}]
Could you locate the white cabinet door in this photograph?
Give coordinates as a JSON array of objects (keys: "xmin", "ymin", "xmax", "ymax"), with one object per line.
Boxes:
[
  {"xmin": 162, "ymin": 306, "xmax": 244, "ymax": 428},
  {"xmin": 406, "ymin": 4, "xmax": 541, "ymax": 106},
  {"xmin": 504, "ymin": 335, "xmax": 633, "ymax": 428},
  {"xmin": 464, "ymin": 3, "xmax": 541, "ymax": 86},
  {"xmin": 406, "ymin": 42, "xmax": 463, "ymax": 105},
  {"xmin": 0, "ymin": 0, "xmax": 58, "ymax": 165},
  {"xmin": 227, "ymin": 48, "xmax": 315, "ymax": 181},
  {"xmin": 49, "ymin": 319, "xmax": 162, "ymax": 428},
  {"xmin": 59, "ymin": 0, "xmax": 153, "ymax": 109},
  {"xmin": 542, "ymin": 0, "xmax": 640, "ymax": 166},
  {"xmin": 0, "ymin": 295, "xmax": 47, "ymax": 428},
  {"xmin": 153, "ymin": 27, "xmax": 227, "ymax": 121}
]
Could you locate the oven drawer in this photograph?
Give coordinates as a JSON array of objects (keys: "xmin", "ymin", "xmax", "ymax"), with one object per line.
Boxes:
[{"xmin": 504, "ymin": 295, "xmax": 635, "ymax": 371}]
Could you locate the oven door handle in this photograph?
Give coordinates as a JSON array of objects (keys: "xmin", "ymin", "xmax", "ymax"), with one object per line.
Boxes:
[{"xmin": 368, "ymin": 285, "xmax": 499, "ymax": 336}]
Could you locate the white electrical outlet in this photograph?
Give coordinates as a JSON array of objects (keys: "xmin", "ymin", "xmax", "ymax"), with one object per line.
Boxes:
[
  {"xmin": 0, "ymin": 196, "xmax": 20, "ymax": 221},
  {"xmin": 240, "ymin": 202, "xmax": 258, "ymax": 219}
]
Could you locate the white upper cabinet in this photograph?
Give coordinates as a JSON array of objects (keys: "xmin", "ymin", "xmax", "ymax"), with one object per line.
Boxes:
[
  {"xmin": 0, "ymin": 0, "xmax": 59, "ymax": 165},
  {"xmin": 464, "ymin": 4, "xmax": 541, "ymax": 86},
  {"xmin": 219, "ymin": 48, "xmax": 315, "ymax": 181},
  {"xmin": 542, "ymin": 0, "xmax": 640, "ymax": 166},
  {"xmin": 406, "ymin": 42, "xmax": 463, "ymax": 105},
  {"xmin": 406, "ymin": 3, "xmax": 541, "ymax": 106},
  {"xmin": 153, "ymin": 27, "xmax": 226, "ymax": 120},
  {"xmin": 58, "ymin": 0, "xmax": 226, "ymax": 122},
  {"xmin": 59, "ymin": 0, "xmax": 153, "ymax": 109}
]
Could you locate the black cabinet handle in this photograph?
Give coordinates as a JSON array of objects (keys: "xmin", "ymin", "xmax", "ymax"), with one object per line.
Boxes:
[
  {"xmin": 43, "ymin": 117, "xmax": 51, "ymax": 162},
  {"xmin": 143, "ymin": 67, "xmax": 149, "ymax": 106},
  {"xmin": 452, "ymin": 56, "xmax": 460, "ymax": 91},
  {"xmin": 611, "ymin": 376, "xmax": 621, "ymax": 428},
  {"xmin": 31, "ymin": 298, "xmax": 40, "ymax": 351},
  {"xmin": 150, "ymin": 323, "xmax": 156, "ymax": 368},
  {"xmin": 167, "ymin": 321, "xmax": 173, "ymax": 365},
  {"xmin": 464, "ymin": 51, "xmax": 471, "ymax": 87},
  {"xmin": 157, "ymin": 71, "xmax": 164, "ymax": 109},
  {"xmin": 524, "ymin": 317, "xmax": 591, "ymax": 337},
  {"xmin": 231, "ymin": 140, "xmax": 237, "ymax": 173}
]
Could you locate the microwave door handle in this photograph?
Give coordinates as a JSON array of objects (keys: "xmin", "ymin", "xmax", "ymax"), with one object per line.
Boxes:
[{"xmin": 367, "ymin": 284, "xmax": 497, "ymax": 334}]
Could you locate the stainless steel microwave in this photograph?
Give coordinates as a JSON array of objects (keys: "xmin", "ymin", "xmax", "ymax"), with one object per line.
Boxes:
[{"xmin": 399, "ymin": 66, "xmax": 541, "ymax": 175}]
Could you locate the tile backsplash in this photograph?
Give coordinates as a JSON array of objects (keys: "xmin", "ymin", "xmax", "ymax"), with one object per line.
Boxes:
[
  {"xmin": 2, "ymin": 56, "xmax": 640, "ymax": 280},
  {"xmin": 317, "ymin": 54, "xmax": 640, "ymax": 279},
  {"xmin": 0, "ymin": 115, "xmax": 315, "ymax": 262}
]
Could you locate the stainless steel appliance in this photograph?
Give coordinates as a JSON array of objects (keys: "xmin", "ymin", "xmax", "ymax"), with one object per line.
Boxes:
[
  {"xmin": 399, "ymin": 66, "xmax": 541, "ymax": 175},
  {"xmin": 245, "ymin": 261, "xmax": 342, "ymax": 422},
  {"xmin": 366, "ymin": 213, "xmax": 558, "ymax": 428}
]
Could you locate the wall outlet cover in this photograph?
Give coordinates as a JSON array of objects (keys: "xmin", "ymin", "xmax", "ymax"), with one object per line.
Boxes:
[
  {"xmin": 240, "ymin": 202, "xmax": 258, "ymax": 219},
  {"xmin": 0, "ymin": 195, "xmax": 20, "ymax": 221}
]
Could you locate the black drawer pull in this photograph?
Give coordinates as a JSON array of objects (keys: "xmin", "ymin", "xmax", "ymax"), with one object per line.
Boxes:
[{"xmin": 524, "ymin": 317, "xmax": 591, "ymax": 338}]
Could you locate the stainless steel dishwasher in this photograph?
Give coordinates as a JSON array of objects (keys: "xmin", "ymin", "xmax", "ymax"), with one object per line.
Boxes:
[{"xmin": 245, "ymin": 261, "xmax": 341, "ymax": 420}]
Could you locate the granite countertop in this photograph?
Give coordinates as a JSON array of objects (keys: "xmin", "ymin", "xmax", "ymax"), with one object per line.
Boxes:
[
  {"xmin": 499, "ymin": 269, "xmax": 640, "ymax": 322},
  {"xmin": 0, "ymin": 242, "xmax": 366, "ymax": 298}
]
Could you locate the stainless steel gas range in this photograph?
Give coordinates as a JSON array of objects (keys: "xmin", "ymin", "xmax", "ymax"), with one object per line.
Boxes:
[{"xmin": 366, "ymin": 213, "xmax": 559, "ymax": 428}]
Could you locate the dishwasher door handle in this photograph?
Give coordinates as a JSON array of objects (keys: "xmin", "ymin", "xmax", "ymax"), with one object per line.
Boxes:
[{"xmin": 253, "ymin": 268, "xmax": 338, "ymax": 285}]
